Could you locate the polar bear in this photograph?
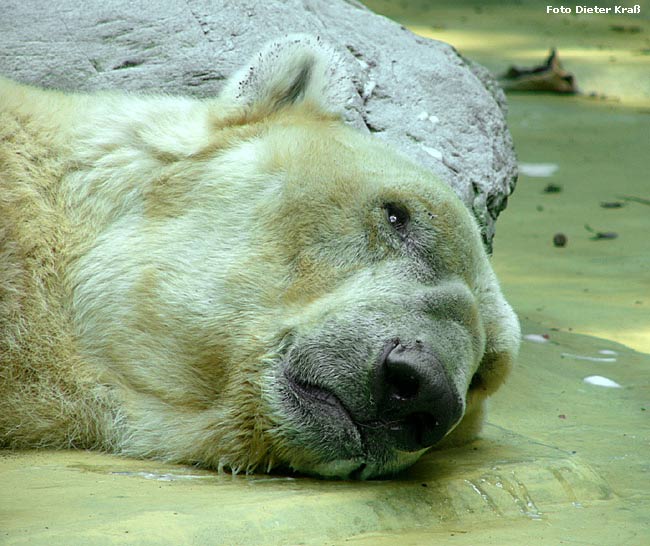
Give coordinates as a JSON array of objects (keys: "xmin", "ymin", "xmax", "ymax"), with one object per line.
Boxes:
[{"xmin": 0, "ymin": 35, "xmax": 519, "ymax": 479}]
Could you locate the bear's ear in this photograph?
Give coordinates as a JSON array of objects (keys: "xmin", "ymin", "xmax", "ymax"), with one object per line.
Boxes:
[{"xmin": 217, "ymin": 34, "xmax": 352, "ymax": 122}]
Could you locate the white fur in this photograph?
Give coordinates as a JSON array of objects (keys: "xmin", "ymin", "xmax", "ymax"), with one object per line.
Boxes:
[{"xmin": 219, "ymin": 34, "xmax": 353, "ymax": 117}]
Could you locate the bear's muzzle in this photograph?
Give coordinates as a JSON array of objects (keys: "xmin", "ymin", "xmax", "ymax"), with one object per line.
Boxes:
[
  {"xmin": 280, "ymin": 336, "xmax": 464, "ymax": 459},
  {"xmin": 369, "ymin": 338, "xmax": 464, "ymax": 452}
]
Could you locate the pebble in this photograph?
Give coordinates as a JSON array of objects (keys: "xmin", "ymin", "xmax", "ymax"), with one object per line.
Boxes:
[
  {"xmin": 544, "ymin": 183, "xmax": 563, "ymax": 193},
  {"xmin": 553, "ymin": 233, "xmax": 567, "ymax": 247}
]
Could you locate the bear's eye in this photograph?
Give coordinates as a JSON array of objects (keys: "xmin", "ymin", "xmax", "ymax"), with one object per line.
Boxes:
[{"xmin": 384, "ymin": 203, "xmax": 410, "ymax": 234}]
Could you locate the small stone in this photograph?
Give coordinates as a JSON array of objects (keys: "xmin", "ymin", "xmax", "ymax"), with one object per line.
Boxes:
[
  {"xmin": 544, "ymin": 183, "xmax": 563, "ymax": 193},
  {"xmin": 553, "ymin": 233, "xmax": 567, "ymax": 247}
]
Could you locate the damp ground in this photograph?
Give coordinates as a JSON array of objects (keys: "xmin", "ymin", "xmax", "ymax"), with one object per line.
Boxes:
[{"xmin": 2, "ymin": 2, "xmax": 649, "ymax": 544}]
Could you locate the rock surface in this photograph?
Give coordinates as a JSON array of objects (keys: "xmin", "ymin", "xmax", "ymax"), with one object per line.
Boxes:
[{"xmin": 0, "ymin": 0, "xmax": 517, "ymax": 248}]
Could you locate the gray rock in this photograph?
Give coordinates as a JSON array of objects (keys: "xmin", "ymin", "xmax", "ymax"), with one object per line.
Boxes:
[{"xmin": 0, "ymin": 0, "xmax": 517, "ymax": 249}]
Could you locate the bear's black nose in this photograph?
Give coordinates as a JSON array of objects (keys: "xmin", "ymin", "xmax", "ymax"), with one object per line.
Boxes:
[{"xmin": 372, "ymin": 339, "xmax": 463, "ymax": 452}]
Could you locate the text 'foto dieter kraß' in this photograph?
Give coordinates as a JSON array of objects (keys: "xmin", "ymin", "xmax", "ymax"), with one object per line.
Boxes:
[{"xmin": 546, "ymin": 5, "xmax": 641, "ymax": 14}]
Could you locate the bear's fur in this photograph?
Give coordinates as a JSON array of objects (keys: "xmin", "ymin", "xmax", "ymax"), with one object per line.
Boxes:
[{"xmin": 0, "ymin": 35, "xmax": 520, "ymax": 479}]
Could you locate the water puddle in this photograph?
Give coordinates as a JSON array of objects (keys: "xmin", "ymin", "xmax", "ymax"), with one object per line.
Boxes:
[
  {"xmin": 582, "ymin": 375, "xmax": 622, "ymax": 388},
  {"xmin": 518, "ymin": 163, "xmax": 560, "ymax": 178},
  {"xmin": 561, "ymin": 352, "xmax": 617, "ymax": 362}
]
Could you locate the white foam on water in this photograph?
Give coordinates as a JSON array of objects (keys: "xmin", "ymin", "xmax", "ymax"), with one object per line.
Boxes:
[
  {"xmin": 519, "ymin": 163, "xmax": 559, "ymax": 177},
  {"xmin": 524, "ymin": 334, "xmax": 549, "ymax": 343},
  {"xmin": 562, "ymin": 353, "xmax": 617, "ymax": 363},
  {"xmin": 583, "ymin": 375, "xmax": 622, "ymax": 388}
]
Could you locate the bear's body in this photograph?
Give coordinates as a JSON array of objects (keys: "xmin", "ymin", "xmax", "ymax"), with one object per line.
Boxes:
[{"xmin": 0, "ymin": 36, "xmax": 519, "ymax": 479}]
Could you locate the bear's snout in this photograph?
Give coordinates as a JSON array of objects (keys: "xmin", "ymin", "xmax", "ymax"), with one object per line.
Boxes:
[{"xmin": 370, "ymin": 339, "xmax": 463, "ymax": 452}]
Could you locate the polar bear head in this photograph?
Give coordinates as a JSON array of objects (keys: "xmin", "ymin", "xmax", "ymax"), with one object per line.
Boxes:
[
  {"xmin": 67, "ymin": 35, "xmax": 519, "ymax": 480},
  {"xmin": 190, "ymin": 35, "xmax": 520, "ymax": 479}
]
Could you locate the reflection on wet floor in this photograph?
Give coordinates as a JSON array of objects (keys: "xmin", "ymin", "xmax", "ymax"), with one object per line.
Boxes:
[{"xmin": 518, "ymin": 163, "xmax": 560, "ymax": 178}]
